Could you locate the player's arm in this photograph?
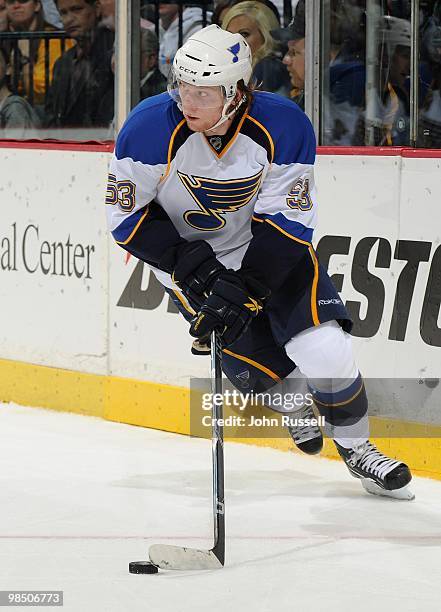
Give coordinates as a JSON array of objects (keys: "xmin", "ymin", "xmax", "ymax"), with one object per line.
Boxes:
[
  {"xmin": 106, "ymin": 122, "xmax": 226, "ymax": 305},
  {"xmin": 107, "ymin": 165, "xmax": 227, "ymax": 305},
  {"xmin": 240, "ymin": 109, "xmax": 318, "ymax": 293},
  {"xmin": 105, "ymin": 109, "xmax": 184, "ymax": 266}
]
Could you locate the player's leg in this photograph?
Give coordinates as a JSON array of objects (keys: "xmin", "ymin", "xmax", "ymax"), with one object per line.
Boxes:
[
  {"xmin": 284, "ymin": 320, "xmax": 413, "ymax": 497},
  {"xmin": 218, "ymin": 313, "xmax": 324, "ymax": 454},
  {"xmin": 167, "ymin": 286, "xmax": 324, "ymax": 454}
]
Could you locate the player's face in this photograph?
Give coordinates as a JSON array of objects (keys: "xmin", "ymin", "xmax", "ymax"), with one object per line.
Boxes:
[
  {"xmin": 178, "ymin": 81, "xmax": 225, "ymax": 132},
  {"xmin": 283, "ymin": 38, "xmax": 305, "ymax": 90},
  {"xmin": 57, "ymin": 0, "xmax": 98, "ymax": 39},
  {"xmin": 226, "ymin": 15, "xmax": 264, "ymax": 57}
]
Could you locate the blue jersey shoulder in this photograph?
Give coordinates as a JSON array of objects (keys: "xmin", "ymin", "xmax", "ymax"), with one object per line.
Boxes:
[
  {"xmin": 115, "ymin": 93, "xmax": 183, "ymax": 165},
  {"xmin": 249, "ymin": 91, "xmax": 316, "ymax": 165}
]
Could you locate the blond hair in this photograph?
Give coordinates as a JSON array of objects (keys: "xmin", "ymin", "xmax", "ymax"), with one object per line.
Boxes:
[{"xmin": 221, "ymin": 1, "xmax": 280, "ymax": 67}]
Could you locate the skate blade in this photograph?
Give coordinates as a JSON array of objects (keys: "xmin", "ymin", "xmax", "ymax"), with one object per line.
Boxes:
[{"xmin": 361, "ymin": 478, "xmax": 415, "ymax": 501}]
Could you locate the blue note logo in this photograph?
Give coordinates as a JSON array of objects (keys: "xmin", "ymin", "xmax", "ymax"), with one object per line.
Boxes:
[
  {"xmin": 236, "ymin": 370, "xmax": 250, "ymax": 389},
  {"xmin": 178, "ymin": 170, "xmax": 263, "ymax": 231},
  {"xmin": 227, "ymin": 42, "xmax": 240, "ymax": 63}
]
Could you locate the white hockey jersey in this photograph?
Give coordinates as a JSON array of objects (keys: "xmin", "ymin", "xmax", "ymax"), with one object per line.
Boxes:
[
  {"xmin": 108, "ymin": 91, "xmax": 316, "ymax": 282},
  {"xmin": 106, "ymin": 91, "xmax": 350, "ymax": 343}
]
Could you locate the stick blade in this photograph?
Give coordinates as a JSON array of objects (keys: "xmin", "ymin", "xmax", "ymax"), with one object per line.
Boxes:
[{"xmin": 149, "ymin": 544, "xmax": 223, "ymax": 570}]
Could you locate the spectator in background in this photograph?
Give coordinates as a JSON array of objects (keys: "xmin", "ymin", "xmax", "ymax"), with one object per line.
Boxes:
[
  {"xmin": 0, "ymin": 0, "xmax": 8, "ymax": 30},
  {"xmin": 140, "ymin": 28, "xmax": 166, "ymax": 99},
  {"xmin": 222, "ymin": 1, "xmax": 289, "ymax": 95},
  {"xmin": 41, "ymin": 0, "xmax": 62, "ymax": 27},
  {"xmin": 97, "ymin": 0, "xmax": 113, "ymax": 30},
  {"xmin": 325, "ymin": 0, "xmax": 366, "ymax": 144},
  {"xmin": 110, "ymin": 28, "xmax": 166, "ymax": 99},
  {"xmin": 352, "ymin": 15, "xmax": 412, "ymax": 146},
  {"xmin": 212, "ymin": 0, "xmax": 280, "ymax": 27},
  {"xmin": 387, "ymin": 0, "xmax": 411, "ymax": 19},
  {"xmin": 272, "ymin": 0, "xmax": 305, "ymax": 107},
  {"xmin": 108, "ymin": 27, "xmax": 166, "ymax": 136},
  {"xmin": 5, "ymin": 0, "xmax": 72, "ymax": 108},
  {"xmin": 158, "ymin": 3, "xmax": 207, "ymax": 77},
  {"xmin": 98, "ymin": 0, "xmax": 152, "ymax": 33},
  {"xmin": 0, "ymin": 45, "xmax": 40, "ymax": 136},
  {"xmin": 45, "ymin": 0, "xmax": 114, "ymax": 127},
  {"xmin": 419, "ymin": 0, "xmax": 441, "ymax": 147}
]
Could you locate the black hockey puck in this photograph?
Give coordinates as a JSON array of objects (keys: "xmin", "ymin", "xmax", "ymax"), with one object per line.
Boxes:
[{"xmin": 129, "ymin": 561, "xmax": 159, "ymax": 574}]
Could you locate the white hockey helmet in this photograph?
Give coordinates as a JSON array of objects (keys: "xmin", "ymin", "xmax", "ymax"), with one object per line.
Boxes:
[
  {"xmin": 169, "ymin": 25, "xmax": 252, "ymax": 126},
  {"xmin": 381, "ymin": 16, "xmax": 411, "ymax": 53}
]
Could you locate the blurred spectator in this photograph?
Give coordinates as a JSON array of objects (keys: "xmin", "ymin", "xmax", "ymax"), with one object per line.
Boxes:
[
  {"xmin": 212, "ymin": 0, "xmax": 280, "ymax": 27},
  {"xmin": 352, "ymin": 15, "xmax": 412, "ymax": 145},
  {"xmin": 41, "ymin": 0, "xmax": 62, "ymax": 27},
  {"xmin": 0, "ymin": 0, "xmax": 8, "ymax": 30},
  {"xmin": 272, "ymin": 0, "xmax": 305, "ymax": 106},
  {"xmin": 45, "ymin": 0, "xmax": 114, "ymax": 127},
  {"xmin": 0, "ymin": 45, "xmax": 40, "ymax": 136},
  {"xmin": 377, "ymin": 20, "xmax": 410, "ymax": 144},
  {"xmin": 324, "ymin": 1, "xmax": 366, "ymax": 144},
  {"xmin": 139, "ymin": 1, "xmax": 156, "ymax": 30},
  {"xmin": 140, "ymin": 28, "xmax": 166, "ymax": 99},
  {"xmin": 110, "ymin": 28, "xmax": 166, "ymax": 100},
  {"xmin": 108, "ymin": 28, "xmax": 166, "ymax": 136},
  {"xmin": 158, "ymin": 3, "xmax": 207, "ymax": 77},
  {"xmin": 5, "ymin": 0, "xmax": 73, "ymax": 107},
  {"xmin": 97, "ymin": 0, "xmax": 113, "ymax": 30},
  {"xmin": 419, "ymin": 0, "xmax": 441, "ymax": 146},
  {"xmin": 329, "ymin": 0, "xmax": 365, "ymax": 64},
  {"xmin": 98, "ymin": 0, "xmax": 151, "ymax": 32},
  {"xmin": 387, "ymin": 0, "xmax": 411, "ymax": 20},
  {"xmin": 223, "ymin": 1, "xmax": 289, "ymax": 95}
]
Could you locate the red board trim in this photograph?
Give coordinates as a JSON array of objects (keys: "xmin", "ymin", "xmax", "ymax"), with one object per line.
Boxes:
[
  {"xmin": 317, "ymin": 146, "xmax": 441, "ymax": 158},
  {"xmin": 1, "ymin": 140, "xmax": 441, "ymax": 158},
  {"xmin": 0, "ymin": 139, "xmax": 115, "ymax": 152},
  {"xmin": 401, "ymin": 149, "xmax": 441, "ymax": 158}
]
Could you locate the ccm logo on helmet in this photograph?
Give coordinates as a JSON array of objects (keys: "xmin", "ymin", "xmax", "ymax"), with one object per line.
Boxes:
[{"xmin": 178, "ymin": 65, "xmax": 197, "ymax": 75}]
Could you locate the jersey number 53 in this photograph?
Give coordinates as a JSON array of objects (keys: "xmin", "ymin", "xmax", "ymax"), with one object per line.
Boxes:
[{"xmin": 106, "ymin": 173, "xmax": 136, "ymax": 212}]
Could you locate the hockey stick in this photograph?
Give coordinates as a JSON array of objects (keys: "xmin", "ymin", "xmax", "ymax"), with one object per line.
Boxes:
[{"xmin": 148, "ymin": 330, "xmax": 225, "ymax": 570}]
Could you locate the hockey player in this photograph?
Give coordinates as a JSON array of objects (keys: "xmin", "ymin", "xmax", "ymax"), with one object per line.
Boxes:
[{"xmin": 107, "ymin": 24, "xmax": 413, "ymax": 500}]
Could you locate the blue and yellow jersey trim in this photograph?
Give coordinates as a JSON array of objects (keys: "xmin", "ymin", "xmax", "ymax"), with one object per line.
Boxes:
[
  {"xmin": 115, "ymin": 93, "xmax": 185, "ymax": 167},
  {"xmin": 112, "ymin": 207, "xmax": 149, "ymax": 245},
  {"xmin": 251, "ymin": 210, "xmax": 320, "ymax": 328},
  {"xmin": 222, "ymin": 348, "xmax": 282, "ymax": 382},
  {"xmin": 247, "ymin": 92, "xmax": 316, "ymax": 166}
]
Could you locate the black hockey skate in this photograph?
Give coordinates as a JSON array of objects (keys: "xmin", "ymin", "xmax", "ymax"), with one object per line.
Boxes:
[
  {"xmin": 335, "ymin": 440, "xmax": 414, "ymax": 500},
  {"xmin": 286, "ymin": 404, "xmax": 323, "ymax": 455}
]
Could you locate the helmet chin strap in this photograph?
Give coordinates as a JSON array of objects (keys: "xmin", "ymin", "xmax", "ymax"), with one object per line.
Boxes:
[{"xmin": 205, "ymin": 93, "xmax": 247, "ymax": 134}]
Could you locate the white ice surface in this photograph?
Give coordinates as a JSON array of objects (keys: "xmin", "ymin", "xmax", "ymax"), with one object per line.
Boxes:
[{"xmin": 1, "ymin": 402, "xmax": 441, "ymax": 612}]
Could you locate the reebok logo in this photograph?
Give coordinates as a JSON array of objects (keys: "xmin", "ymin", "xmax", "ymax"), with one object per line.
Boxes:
[{"xmin": 318, "ymin": 299, "xmax": 342, "ymax": 306}]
